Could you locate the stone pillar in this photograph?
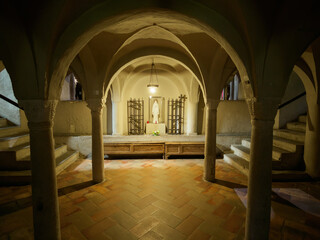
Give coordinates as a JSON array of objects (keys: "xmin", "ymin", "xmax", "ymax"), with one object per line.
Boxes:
[
  {"xmin": 245, "ymin": 98, "xmax": 278, "ymax": 240},
  {"xmin": 112, "ymin": 100, "xmax": 122, "ymax": 135},
  {"xmin": 87, "ymin": 98, "xmax": 106, "ymax": 183},
  {"xmin": 304, "ymin": 102, "xmax": 320, "ymax": 178},
  {"xmin": 187, "ymin": 100, "xmax": 198, "ymax": 135},
  {"xmin": 203, "ymin": 99, "xmax": 219, "ymax": 182},
  {"xmin": 19, "ymin": 100, "xmax": 60, "ymax": 240},
  {"xmin": 69, "ymin": 73, "xmax": 76, "ymax": 100}
]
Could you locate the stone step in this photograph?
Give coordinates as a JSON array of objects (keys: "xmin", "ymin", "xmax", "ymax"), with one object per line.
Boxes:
[
  {"xmin": 0, "ymin": 118, "xmax": 8, "ymax": 127},
  {"xmin": 223, "ymin": 153, "xmax": 249, "ymax": 176},
  {"xmin": 56, "ymin": 151, "xmax": 79, "ymax": 175},
  {"xmin": 0, "ymin": 144, "xmax": 70, "ymax": 171},
  {"xmin": 0, "ymin": 170, "xmax": 31, "ymax": 186},
  {"xmin": 0, "ymin": 150, "xmax": 80, "ymax": 186},
  {"xmin": 0, "ymin": 134, "xmax": 30, "ymax": 149},
  {"xmin": 224, "ymin": 153, "xmax": 307, "ymax": 180},
  {"xmin": 298, "ymin": 115, "xmax": 307, "ymax": 123},
  {"xmin": 272, "ymin": 170, "xmax": 311, "ymax": 181},
  {"xmin": 273, "ymin": 129, "xmax": 305, "ymax": 143},
  {"xmin": 13, "ymin": 143, "xmax": 31, "ymax": 161},
  {"xmin": 0, "ymin": 126, "xmax": 25, "ymax": 138},
  {"xmin": 231, "ymin": 145, "xmax": 250, "ymax": 161},
  {"xmin": 241, "ymin": 139, "xmax": 293, "ymax": 161},
  {"xmin": 272, "ymin": 136, "xmax": 304, "ymax": 152},
  {"xmin": 232, "ymin": 143, "xmax": 289, "ymax": 170},
  {"xmin": 18, "ymin": 144, "xmax": 68, "ymax": 161},
  {"xmin": 286, "ymin": 122, "xmax": 306, "ymax": 132}
]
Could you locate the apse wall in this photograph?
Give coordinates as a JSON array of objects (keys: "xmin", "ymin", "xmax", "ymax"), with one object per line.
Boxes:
[{"xmin": 121, "ymin": 75, "xmax": 187, "ymax": 134}]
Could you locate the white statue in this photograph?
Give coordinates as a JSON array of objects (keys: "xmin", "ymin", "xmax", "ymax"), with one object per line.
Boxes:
[{"xmin": 152, "ymin": 100, "xmax": 160, "ymax": 123}]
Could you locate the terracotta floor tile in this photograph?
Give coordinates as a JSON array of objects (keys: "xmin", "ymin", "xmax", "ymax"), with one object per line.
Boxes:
[
  {"xmin": 82, "ymin": 217, "xmax": 115, "ymax": 239},
  {"xmin": 134, "ymin": 194, "xmax": 158, "ymax": 209},
  {"xmin": 176, "ymin": 215, "xmax": 203, "ymax": 235},
  {"xmin": 170, "ymin": 194, "xmax": 192, "ymax": 208},
  {"xmin": 130, "ymin": 216, "xmax": 160, "ymax": 237},
  {"xmin": 152, "ymin": 209, "xmax": 182, "ymax": 228},
  {"xmin": 139, "ymin": 230, "xmax": 163, "ymax": 240},
  {"xmin": 64, "ymin": 210, "xmax": 95, "ymax": 231},
  {"xmin": 152, "ymin": 200, "xmax": 178, "ymax": 213},
  {"xmin": 91, "ymin": 204, "xmax": 120, "ymax": 221},
  {"xmin": 61, "ymin": 224, "xmax": 87, "ymax": 240},
  {"xmin": 77, "ymin": 199, "xmax": 100, "ymax": 216},
  {"xmin": 213, "ymin": 202, "xmax": 234, "ymax": 218},
  {"xmin": 1, "ymin": 158, "xmax": 320, "ymax": 240},
  {"xmin": 104, "ymin": 224, "xmax": 138, "ymax": 240},
  {"xmin": 222, "ymin": 213, "xmax": 245, "ymax": 233},
  {"xmin": 152, "ymin": 222, "xmax": 186, "ymax": 240},
  {"xmin": 199, "ymin": 221, "xmax": 236, "ymax": 240},
  {"xmin": 116, "ymin": 200, "xmax": 140, "ymax": 215},
  {"xmin": 188, "ymin": 229, "xmax": 211, "ymax": 240},
  {"xmin": 110, "ymin": 210, "xmax": 138, "ymax": 230},
  {"xmin": 131, "ymin": 204, "xmax": 159, "ymax": 221},
  {"xmin": 173, "ymin": 203, "xmax": 196, "ymax": 220}
]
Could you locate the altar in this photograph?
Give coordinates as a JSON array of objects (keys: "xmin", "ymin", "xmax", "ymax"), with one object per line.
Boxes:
[{"xmin": 146, "ymin": 123, "xmax": 166, "ymax": 135}]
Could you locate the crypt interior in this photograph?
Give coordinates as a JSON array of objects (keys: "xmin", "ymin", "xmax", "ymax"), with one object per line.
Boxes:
[{"xmin": 0, "ymin": 1, "xmax": 320, "ymax": 239}]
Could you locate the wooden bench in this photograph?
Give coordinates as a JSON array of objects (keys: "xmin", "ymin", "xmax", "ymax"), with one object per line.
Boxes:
[
  {"xmin": 165, "ymin": 142, "xmax": 204, "ymax": 159},
  {"xmin": 104, "ymin": 141, "xmax": 205, "ymax": 159},
  {"xmin": 104, "ymin": 142, "xmax": 165, "ymax": 158}
]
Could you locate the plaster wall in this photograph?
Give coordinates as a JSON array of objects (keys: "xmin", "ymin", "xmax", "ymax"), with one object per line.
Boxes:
[
  {"xmin": 274, "ymin": 72, "xmax": 307, "ymax": 129},
  {"xmin": 217, "ymin": 100, "xmax": 251, "ymax": 134},
  {"xmin": 0, "ymin": 69, "xmax": 20, "ymax": 125},
  {"xmin": 121, "ymin": 76, "xmax": 185, "ymax": 134},
  {"xmin": 53, "ymin": 101, "xmax": 107, "ymax": 135},
  {"xmin": 60, "ymin": 75, "xmax": 71, "ymax": 100}
]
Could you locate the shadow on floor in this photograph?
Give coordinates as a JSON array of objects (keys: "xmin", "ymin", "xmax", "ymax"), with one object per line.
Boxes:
[{"xmin": 0, "ymin": 180, "xmax": 95, "ymax": 216}]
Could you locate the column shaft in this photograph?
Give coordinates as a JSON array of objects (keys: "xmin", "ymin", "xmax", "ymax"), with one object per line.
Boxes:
[
  {"xmin": 112, "ymin": 101, "xmax": 122, "ymax": 135},
  {"xmin": 87, "ymin": 98, "xmax": 105, "ymax": 183},
  {"xmin": 304, "ymin": 103, "xmax": 320, "ymax": 178},
  {"xmin": 204, "ymin": 101, "xmax": 218, "ymax": 182},
  {"xmin": 187, "ymin": 101, "xmax": 198, "ymax": 135},
  {"xmin": 29, "ymin": 122, "xmax": 60, "ymax": 240},
  {"xmin": 245, "ymin": 119, "xmax": 274, "ymax": 240},
  {"xmin": 20, "ymin": 100, "xmax": 60, "ymax": 240},
  {"xmin": 91, "ymin": 109, "xmax": 104, "ymax": 182}
]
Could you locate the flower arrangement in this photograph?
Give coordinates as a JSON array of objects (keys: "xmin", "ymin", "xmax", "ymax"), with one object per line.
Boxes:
[{"xmin": 152, "ymin": 130, "xmax": 160, "ymax": 136}]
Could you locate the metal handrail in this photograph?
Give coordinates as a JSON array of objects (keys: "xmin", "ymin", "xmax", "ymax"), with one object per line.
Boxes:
[
  {"xmin": 0, "ymin": 94, "xmax": 24, "ymax": 110},
  {"xmin": 278, "ymin": 92, "xmax": 306, "ymax": 109}
]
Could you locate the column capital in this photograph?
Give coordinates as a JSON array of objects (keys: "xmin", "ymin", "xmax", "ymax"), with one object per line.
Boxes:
[
  {"xmin": 19, "ymin": 99, "xmax": 58, "ymax": 124},
  {"xmin": 206, "ymin": 99, "xmax": 220, "ymax": 110},
  {"xmin": 246, "ymin": 97, "xmax": 280, "ymax": 121},
  {"xmin": 87, "ymin": 98, "xmax": 106, "ymax": 112}
]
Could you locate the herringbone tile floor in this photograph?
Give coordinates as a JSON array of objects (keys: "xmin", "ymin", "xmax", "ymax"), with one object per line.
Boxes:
[{"xmin": 1, "ymin": 158, "xmax": 320, "ymax": 239}]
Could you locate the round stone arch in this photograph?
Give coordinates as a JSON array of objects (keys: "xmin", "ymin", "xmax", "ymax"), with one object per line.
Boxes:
[
  {"xmin": 104, "ymin": 54, "xmax": 203, "ymax": 103},
  {"xmin": 49, "ymin": 3, "xmax": 250, "ymax": 102}
]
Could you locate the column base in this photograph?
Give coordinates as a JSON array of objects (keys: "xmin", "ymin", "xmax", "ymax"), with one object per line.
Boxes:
[{"xmin": 203, "ymin": 176, "xmax": 216, "ymax": 183}]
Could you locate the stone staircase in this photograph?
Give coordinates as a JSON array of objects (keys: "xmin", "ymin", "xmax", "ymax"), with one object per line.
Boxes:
[
  {"xmin": 224, "ymin": 114, "xmax": 310, "ymax": 180},
  {"xmin": 0, "ymin": 116, "xmax": 79, "ymax": 185}
]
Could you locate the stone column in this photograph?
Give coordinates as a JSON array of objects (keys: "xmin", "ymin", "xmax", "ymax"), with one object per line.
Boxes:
[
  {"xmin": 87, "ymin": 98, "xmax": 106, "ymax": 183},
  {"xmin": 245, "ymin": 98, "xmax": 278, "ymax": 240},
  {"xmin": 304, "ymin": 102, "xmax": 320, "ymax": 178},
  {"xmin": 19, "ymin": 100, "xmax": 60, "ymax": 240},
  {"xmin": 187, "ymin": 100, "xmax": 198, "ymax": 135},
  {"xmin": 69, "ymin": 73, "xmax": 76, "ymax": 100},
  {"xmin": 112, "ymin": 100, "xmax": 122, "ymax": 135},
  {"xmin": 203, "ymin": 99, "xmax": 219, "ymax": 182}
]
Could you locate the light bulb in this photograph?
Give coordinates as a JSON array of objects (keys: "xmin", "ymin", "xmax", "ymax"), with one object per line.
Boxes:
[{"xmin": 149, "ymin": 87, "xmax": 156, "ymax": 93}]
